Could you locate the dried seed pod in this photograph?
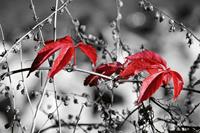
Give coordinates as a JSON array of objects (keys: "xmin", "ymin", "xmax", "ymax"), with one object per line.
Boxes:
[
  {"xmin": 119, "ymin": 0, "xmax": 123, "ymax": 7},
  {"xmin": 159, "ymin": 14, "xmax": 165, "ymax": 23},
  {"xmin": 49, "ymin": 78, "xmax": 54, "ymax": 83},
  {"xmin": 138, "ymin": 0, "xmax": 145, "ymax": 7},
  {"xmin": 35, "ymin": 70, "xmax": 40, "ymax": 78},
  {"xmin": 154, "ymin": 11, "xmax": 160, "ymax": 20},
  {"xmin": 169, "ymin": 19, "xmax": 175, "ymax": 25},
  {"xmin": 73, "ymin": 98, "xmax": 78, "ymax": 104},
  {"xmin": 117, "ymin": 13, "xmax": 122, "ymax": 20},
  {"xmin": 188, "ymin": 38, "xmax": 193, "ymax": 47},
  {"xmin": 147, "ymin": 5, "xmax": 154, "ymax": 12},
  {"xmin": 47, "ymin": 17, "xmax": 53, "ymax": 24},
  {"xmin": 16, "ymin": 80, "xmax": 24, "ymax": 90},
  {"xmin": 21, "ymin": 89, "xmax": 25, "ymax": 95},
  {"xmin": 2, "ymin": 62, "xmax": 8, "ymax": 70},
  {"xmin": 169, "ymin": 26, "xmax": 176, "ymax": 32},
  {"xmin": 73, "ymin": 19, "xmax": 80, "ymax": 27},
  {"xmin": 4, "ymin": 123, "xmax": 11, "ymax": 129},
  {"xmin": 186, "ymin": 32, "xmax": 192, "ymax": 39},
  {"xmin": 48, "ymin": 113, "xmax": 53, "ymax": 119}
]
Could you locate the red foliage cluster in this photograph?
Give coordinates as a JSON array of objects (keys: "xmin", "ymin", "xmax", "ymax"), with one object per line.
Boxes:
[
  {"xmin": 28, "ymin": 35, "xmax": 184, "ymax": 103},
  {"xmin": 27, "ymin": 35, "xmax": 97, "ymax": 78}
]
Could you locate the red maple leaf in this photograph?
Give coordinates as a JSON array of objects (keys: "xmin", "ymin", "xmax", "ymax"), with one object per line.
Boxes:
[
  {"xmin": 84, "ymin": 62, "xmax": 124, "ymax": 87},
  {"xmin": 27, "ymin": 35, "xmax": 97, "ymax": 78},
  {"xmin": 118, "ymin": 50, "xmax": 184, "ymax": 103}
]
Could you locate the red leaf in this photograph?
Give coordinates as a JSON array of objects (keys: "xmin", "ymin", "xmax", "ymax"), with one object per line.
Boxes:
[
  {"xmin": 126, "ymin": 50, "xmax": 167, "ymax": 68},
  {"xmin": 170, "ymin": 71, "xmax": 184, "ymax": 99},
  {"xmin": 120, "ymin": 59, "xmax": 163, "ymax": 78},
  {"xmin": 162, "ymin": 71, "xmax": 171, "ymax": 85},
  {"xmin": 27, "ymin": 35, "xmax": 73, "ymax": 77},
  {"xmin": 48, "ymin": 47, "xmax": 74, "ymax": 78},
  {"xmin": 77, "ymin": 42, "xmax": 97, "ymax": 65},
  {"xmin": 137, "ymin": 71, "xmax": 165, "ymax": 103},
  {"xmin": 120, "ymin": 50, "xmax": 167, "ymax": 78},
  {"xmin": 84, "ymin": 62, "xmax": 124, "ymax": 86}
]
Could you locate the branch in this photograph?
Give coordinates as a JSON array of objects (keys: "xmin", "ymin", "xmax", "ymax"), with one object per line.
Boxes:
[
  {"xmin": 117, "ymin": 105, "xmax": 142, "ymax": 129},
  {"xmin": 73, "ymin": 104, "xmax": 84, "ymax": 133},
  {"xmin": 40, "ymin": 122, "xmax": 105, "ymax": 133},
  {"xmin": 0, "ymin": 0, "xmax": 70, "ymax": 64},
  {"xmin": 31, "ymin": 79, "xmax": 48, "ymax": 133}
]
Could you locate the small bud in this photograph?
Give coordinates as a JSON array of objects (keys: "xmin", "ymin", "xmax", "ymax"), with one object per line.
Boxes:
[
  {"xmin": 154, "ymin": 11, "xmax": 160, "ymax": 20},
  {"xmin": 2, "ymin": 62, "xmax": 8, "ymax": 70},
  {"xmin": 4, "ymin": 92, "xmax": 9, "ymax": 97},
  {"xmin": 119, "ymin": 0, "xmax": 123, "ymax": 7},
  {"xmin": 66, "ymin": 67, "xmax": 73, "ymax": 72},
  {"xmin": 169, "ymin": 26, "xmax": 176, "ymax": 32},
  {"xmin": 110, "ymin": 21, "xmax": 116, "ymax": 28},
  {"xmin": 21, "ymin": 89, "xmax": 25, "ymax": 95},
  {"xmin": 138, "ymin": 0, "xmax": 145, "ymax": 7},
  {"xmin": 87, "ymin": 126, "xmax": 92, "ymax": 131},
  {"xmin": 147, "ymin": 5, "xmax": 154, "ymax": 12},
  {"xmin": 56, "ymin": 95, "xmax": 60, "ymax": 100},
  {"xmin": 47, "ymin": 17, "xmax": 53, "ymax": 24},
  {"xmin": 159, "ymin": 14, "xmax": 165, "ymax": 23},
  {"xmin": 82, "ymin": 93, "xmax": 89, "ymax": 98},
  {"xmin": 64, "ymin": 101, "xmax": 69, "ymax": 106},
  {"xmin": 180, "ymin": 26, "xmax": 186, "ymax": 32},
  {"xmin": 35, "ymin": 71, "xmax": 40, "ymax": 78},
  {"xmin": 49, "ymin": 78, "xmax": 54, "ymax": 83},
  {"xmin": 6, "ymin": 106, "xmax": 11, "ymax": 112},
  {"xmin": 33, "ymin": 32, "xmax": 40, "ymax": 41},
  {"xmin": 4, "ymin": 123, "xmax": 11, "ymax": 129},
  {"xmin": 26, "ymin": 33, "xmax": 33, "ymax": 39},
  {"xmin": 51, "ymin": 7, "xmax": 55, "ymax": 11},
  {"xmin": 59, "ymin": 8, "xmax": 64, "ymax": 13},
  {"xmin": 186, "ymin": 32, "xmax": 192, "ymax": 39},
  {"xmin": 188, "ymin": 38, "xmax": 193, "ymax": 47},
  {"xmin": 68, "ymin": 114, "xmax": 73, "ymax": 120},
  {"xmin": 48, "ymin": 113, "xmax": 53, "ymax": 119},
  {"xmin": 5, "ymin": 86, "xmax": 10, "ymax": 91},
  {"xmin": 73, "ymin": 98, "xmax": 78, "ymax": 104},
  {"xmin": 79, "ymin": 25, "xmax": 86, "ymax": 33},
  {"xmin": 117, "ymin": 13, "xmax": 122, "ymax": 20},
  {"xmin": 73, "ymin": 19, "xmax": 80, "ymax": 27},
  {"xmin": 17, "ymin": 80, "xmax": 24, "ymax": 90},
  {"xmin": 169, "ymin": 19, "xmax": 175, "ymax": 25},
  {"xmin": 75, "ymin": 116, "xmax": 80, "ymax": 121}
]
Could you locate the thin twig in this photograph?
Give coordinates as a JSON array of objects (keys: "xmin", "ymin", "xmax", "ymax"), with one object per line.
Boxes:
[
  {"xmin": 0, "ymin": 24, "xmax": 16, "ymax": 132},
  {"xmin": 31, "ymin": 78, "xmax": 48, "ymax": 133},
  {"xmin": 0, "ymin": 66, "xmax": 112, "ymax": 80},
  {"xmin": 115, "ymin": 0, "xmax": 122, "ymax": 61},
  {"xmin": 118, "ymin": 105, "xmax": 142, "ymax": 129},
  {"xmin": 143, "ymin": 0, "xmax": 200, "ymax": 43},
  {"xmin": 29, "ymin": 0, "xmax": 45, "ymax": 44},
  {"xmin": 53, "ymin": 80, "xmax": 62, "ymax": 133},
  {"xmin": 0, "ymin": 0, "xmax": 70, "ymax": 64},
  {"xmin": 38, "ymin": 102, "xmax": 62, "ymax": 133},
  {"xmin": 40, "ymin": 122, "xmax": 105, "ymax": 133},
  {"xmin": 52, "ymin": 0, "xmax": 62, "ymax": 132},
  {"xmin": 73, "ymin": 104, "xmax": 84, "ymax": 133},
  {"xmin": 19, "ymin": 45, "xmax": 34, "ymax": 114}
]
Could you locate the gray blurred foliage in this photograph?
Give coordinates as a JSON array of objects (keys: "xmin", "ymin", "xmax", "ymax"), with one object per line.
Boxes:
[{"xmin": 1, "ymin": 0, "xmax": 200, "ymax": 132}]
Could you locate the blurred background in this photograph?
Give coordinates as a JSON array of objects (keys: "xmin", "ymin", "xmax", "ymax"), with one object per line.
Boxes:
[{"xmin": 1, "ymin": 0, "xmax": 200, "ymax": 132}]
